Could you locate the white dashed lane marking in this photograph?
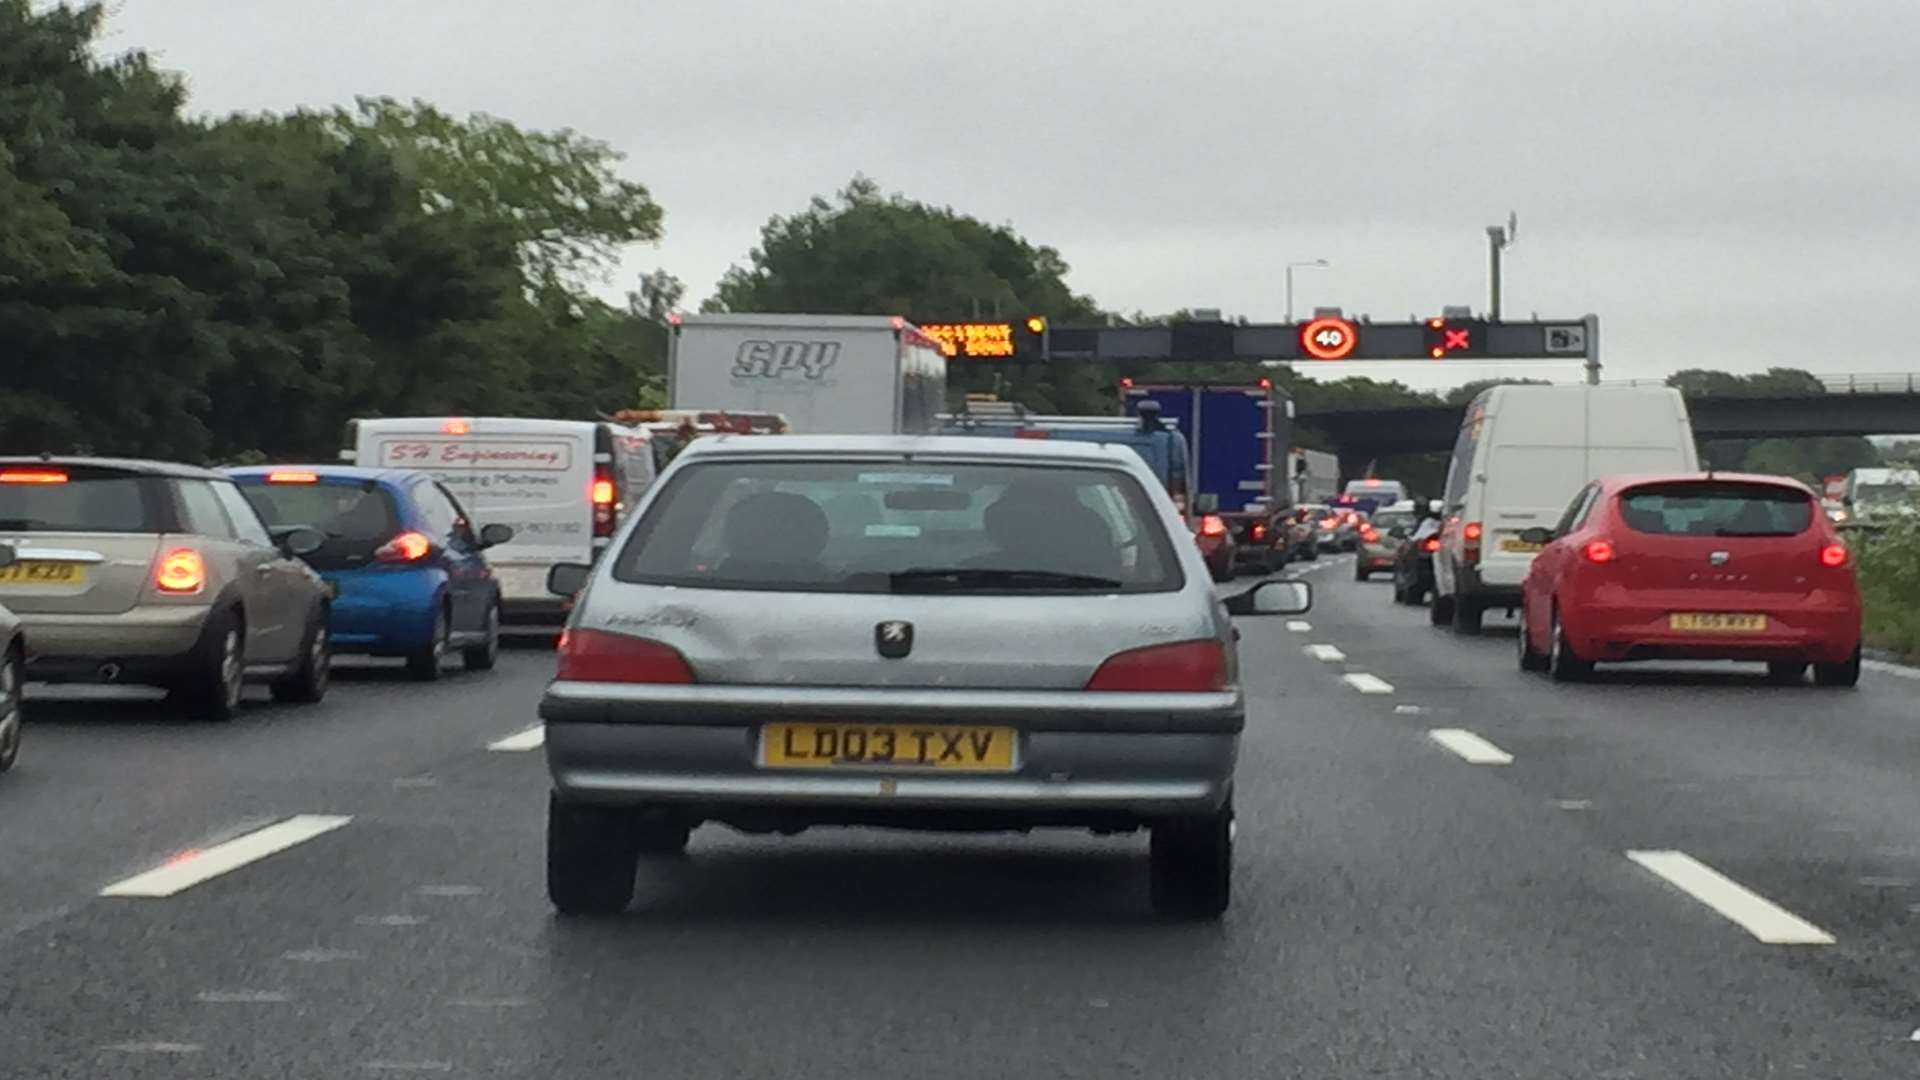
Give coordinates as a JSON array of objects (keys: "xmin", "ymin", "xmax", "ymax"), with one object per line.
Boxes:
[
  {"xmin": 1342, "ymin": 673, "xmax": 1395, "ymax": 695},
  {"xmin": 100, "ymin": 815, "xmax": 351, "ymax": 899},
  {"xmin": 1305, "ymin": 644, "xmax": 1346, "ymax": 662},
  {"xmin": 487, "ymin": 725, "xmax": 545, "ymax": 751},
  {"xmin": 1626, "ymin": 850, "xmax": 1836, "ymax": 945},
  {"xmin": 1285, "ymin": 620, "xmax": 1311, "ymax": 632},
  {"xmin": 1427, "ymin": 728, "xmax": 1514, "ymax": 765}
]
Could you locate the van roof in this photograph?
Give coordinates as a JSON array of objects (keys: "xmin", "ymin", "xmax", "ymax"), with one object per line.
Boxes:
[
  {"xmin": 673, "ymin": 313, "xmax": 908, "ymax": 331},
  {"xmin": 350, "ymin": 417, "xmax": 639, "ymax": 435},
  {"xmin": 674, "ymin": 433, "xmax": 1148, "ymax": 467}
]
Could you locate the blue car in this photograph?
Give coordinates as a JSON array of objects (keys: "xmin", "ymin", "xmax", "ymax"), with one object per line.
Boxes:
[{"xmin": 225, "ymin": 466, "xmax": 512, "ymax": 679}]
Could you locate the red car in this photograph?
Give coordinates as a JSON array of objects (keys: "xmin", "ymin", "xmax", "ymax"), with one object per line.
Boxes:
[{"xmin": 1516, "ymin": 473, "xmax": 1861, "ymax": 686}]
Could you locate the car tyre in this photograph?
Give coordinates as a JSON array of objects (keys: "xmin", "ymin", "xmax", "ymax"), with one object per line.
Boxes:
[
  {"xmin": 463, "ymin": 600, "xmax": 501, "ymax": 672},
  {"xmin": 1451, "ymin": 595, "xmax": 1484, "ymax": 635},
  {"xmin": 177, "ymin": 612, "xmax": 245, "ymax": 722},
  {"xmin": 270, "ymin": 609, "xmax": 331, "ymax": 704},
  {"xmin": 0, "ymin": 644, "xmax": 22, "ymax": 773},
  {"xmin": 1429, "ymin": 591, "xmax": 1455, "ymax": 627},
  {"xmin": 1354, "ymin": 561, "xmax": 1370, "ymax": 582},
  {"xmin": 1549, "ymin": 608, "xmax": 1593, "ymax": 682},
  {"xmin": 1149, "ymin": 801, "xmax": 1233, "ymax": 920},
  {"xmin": 1517, "ymin": 602, "xmax": 1550, "ymax": 673},
  {"xmin": 1766, "ymin": 661, "xmax": 1808, "ymax": 685},
  {"xmin": 407, "ymin": 607, "xmax": 450, "ymax": 681},
  {"xmin": 1813, "ymin": 646, "xmax": 1861, "ymax": 689},
  {"xmin": 1301, "ymin": 546, "xmax": 1318, "ymax": 562},
  {"xmin": 1208, "ymin": 561, "xmax": 1234, "ymax": 584},
  {"xmin": 634, "ymin": 816, "xmax": 692, "ymax": 857},
  {"xmin": 547, "ymin": 794, "xmax": 639, "ymax": 916}
]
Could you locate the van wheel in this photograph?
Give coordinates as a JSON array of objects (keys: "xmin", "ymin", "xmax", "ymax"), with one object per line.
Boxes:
[
  {"xmin": 407, "ymin": 608, "xmax": 449, "ymax": 681},
  {"xmin": 1149, "ymin": 801, "xmax": 1233, "ymax": 920},
  {"xmin": 547, "ymin": 794, "xmax": 639, "ymax": 916},
  {"xmin": 1451, "ymin": 596, "xmax": 1485, "ymax": 635},
  {"xmin": 463, "ymin": 601, "xmax": 501, "ymax": 672},
  {"xmin": 1813, "ymin": 647, "xmax": 1860, "ymax": 688},
  {"xmin": 270, "ymin": 610, "xmax": 331, "ymax": 704},
  {"xmin": 1766, "ymin": 661, "xmax": 1807, "ymax": 685},
  {"xmin": 177, "ymin": 612, "xmax": 245, "ymax": 722},
  {"xmin": 1550, "ymin": 608, "xmax": 1593, "ymax": 682},
  {"xmin": 1429, "ymin": 592, "xmax": 1455, "ymax": 627}
]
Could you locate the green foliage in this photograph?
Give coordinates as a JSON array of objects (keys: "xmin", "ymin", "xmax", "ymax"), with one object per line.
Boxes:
[
  {"xmin": 1857, "ymin": 520, "xmax": 1920, "ymax": 659},
  {"xmin": 0, "ymin": 1, "xmax": 667, "ymax": 464}
]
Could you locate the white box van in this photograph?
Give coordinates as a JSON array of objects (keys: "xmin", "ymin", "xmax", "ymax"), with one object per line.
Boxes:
[
  {"xmin": 343, "ymin": 418, "xmax": 658, "ymax": 629},
  {"xmin": 1433, "ymin": 386, "xmax": 1698, "ymax": 633},
  {"xmin": 668, "ymin": 314, "xmax": 946, "ymax": 435}
]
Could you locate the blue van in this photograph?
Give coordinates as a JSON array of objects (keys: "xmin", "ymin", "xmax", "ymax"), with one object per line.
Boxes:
[{"xmin": 226, "ymin": 467, "xmax": 512, "ymax": 679}]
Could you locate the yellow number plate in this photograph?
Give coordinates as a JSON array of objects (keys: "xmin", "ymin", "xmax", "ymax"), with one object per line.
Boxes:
[
  {"xmin": 1669, "ymin": 613, "xmax": 1768, "ymax": 633},
  {"xmin": 0, "ymin": 561, "xmax": 85, "ymax": 586},
  {"xmin": 1500, "ymin": 539, "xmax": 1544, "ymax": 553},
  {"xmin": 760, "ymin": 723, "xmax": 1017, "ymax": 772}
]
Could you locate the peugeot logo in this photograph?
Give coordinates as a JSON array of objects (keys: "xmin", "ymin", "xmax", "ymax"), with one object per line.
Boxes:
[
  {"xmin": 1709, "ymin": 551, "xmax": 1731, "ymax": 566},
  {"xmin": 875, "ymin": 620, "xmax": 914, "ymax": 659}
]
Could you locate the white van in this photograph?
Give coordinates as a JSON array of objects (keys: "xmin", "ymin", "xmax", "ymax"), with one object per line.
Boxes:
[
  {"xmin": 1432, "ymin": 386, "xmax": 1699, "ymax": 633},
  {"xmin": 343, "ymin": 418, "xmax": 659, "ymax": 628}
]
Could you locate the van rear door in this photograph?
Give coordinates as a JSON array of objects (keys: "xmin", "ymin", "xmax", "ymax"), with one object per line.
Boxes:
[{"xmin": 354, "ymin": 419, "xmax": 594, "ymax": 608}]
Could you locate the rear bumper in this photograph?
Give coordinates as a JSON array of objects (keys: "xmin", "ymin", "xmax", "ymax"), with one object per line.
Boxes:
[
  {"xmin": 541, "ymin": 682, "xmax": 1243, "ymax": 820},
  {"xmin": 1358, "ymin": 546, "xmax": 1397, "ymax": 570},
  {"xmin": 1564, "ymin": 602, "xmax": 1861, "ymax": 664},
  {"xmin": 326, "ymin": 570, "xmax": 439, "ymax": 653},
  {"xmin": 17, "ymin": 605, "xmax": 209, "ymax": 665}
]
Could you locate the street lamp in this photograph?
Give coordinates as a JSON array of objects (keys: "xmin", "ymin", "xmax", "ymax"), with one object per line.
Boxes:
[{"xmin": 1285, "ymin": 259, "xmax": 1329, "ymax": 323}]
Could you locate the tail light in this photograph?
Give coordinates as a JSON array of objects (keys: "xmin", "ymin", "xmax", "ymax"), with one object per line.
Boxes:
[
  {"xmin": 591, "ymin": 468, "xmax": 617, "ymax": 538},
  {"xmin": 1819, "ymin": 543, "xmax": 1849, "ymax": 568},
  {"xmin": 1421, "ymin": 536, "xmax": 1440, "ymax": 553},
  {"xmin": 0, "ymin": 469, "xmax": 68, "ymax": 484},
  {"xmin": 1462, "ymin": 521, "xmax": 1483, "ymax": 565},
  {"xmin": 1359, "ymin": 526, "xmax": 1379, "ymax": 543},
  {"xmin": 374, "ymin": 531, "xmax": 432, "ymax": 563},
  {"xmin": 1583, "ymin": 539, "xmax": 1615, "ymax": 564},
  {"xmin": 1199, "ymin": 515, "xmax": 1228, "ymax": 538},
  {"xmin": 1085, "ymin": 639, "xmax": 1228, "ymax": 692},
  {"xmin": 1251, "ymin": 522, "xmax": 1266, "ymax": 542},
  {"xmin": 556, "ymin": 628, "xmax": 695, "ymax": 683},
  {"xmin": 155, "ymin": 548, "xmax": 206, "ymax": 594}
]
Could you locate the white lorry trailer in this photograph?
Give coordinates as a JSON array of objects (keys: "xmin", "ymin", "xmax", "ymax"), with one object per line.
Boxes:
[{"xmin": 668, "ymin": 313, "xmax": 947, "ymax": 435}]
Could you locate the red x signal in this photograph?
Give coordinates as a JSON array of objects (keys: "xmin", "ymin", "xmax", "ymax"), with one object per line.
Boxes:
[{"xmin": 1444, "ymin": 328, "xmax": 1471, "ymax": 350}]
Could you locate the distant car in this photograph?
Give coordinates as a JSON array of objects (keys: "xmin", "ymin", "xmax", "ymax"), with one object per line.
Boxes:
[
  {"xmin": 228, "ymin": 467, "xmax": 514, "ymax": 680},
  {"xmin": 0, "ymin": 457, "xmax": 332, "ymax": 720},
  {"xmin": 1391, "ymin": 518, "xmax": 1442, "ymax": 605},
  {"xmin": 1280, "ymin": 505, "xmax": 1324, "ymax": 561},
  {"xmin": 539, "ymin": 434, "xmax": 1312, "ymax": 919},
  {"xmin": 1517, "ymin": 473, "xmax": 1861, "ymax": 685},
  {"xmin": 1355, "ymin": 503, "xmax": 1421, "ymax": 581},
  {"xmin": 1193, "ymin": 513, "xmax": 1237, "ymax": 582},
  {"xmin": 0, "ymin": 544, "xmax": 22, "ymax": 774}
]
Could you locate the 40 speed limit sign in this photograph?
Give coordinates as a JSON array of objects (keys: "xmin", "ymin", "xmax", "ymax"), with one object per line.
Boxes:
[{"xmin": 1298, "ymin": 316, "xmax": 1359, "ymax": 360}]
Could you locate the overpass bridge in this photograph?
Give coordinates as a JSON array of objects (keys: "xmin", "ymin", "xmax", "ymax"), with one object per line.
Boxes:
[{"xmin": 1297, "ymin": 373, "xmax": 1920, "ymax": 472}]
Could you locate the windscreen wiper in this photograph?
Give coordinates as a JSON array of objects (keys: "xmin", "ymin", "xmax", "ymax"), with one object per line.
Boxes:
[{"xmin": 889, "ymin": 567, "xmax": 1123, "ymax": 593}]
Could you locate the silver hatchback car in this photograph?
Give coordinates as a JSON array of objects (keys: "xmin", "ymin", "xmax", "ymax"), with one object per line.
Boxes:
[{"xmin": 540, "ymin": 435, "xmax": 1310, "ymax": 919}]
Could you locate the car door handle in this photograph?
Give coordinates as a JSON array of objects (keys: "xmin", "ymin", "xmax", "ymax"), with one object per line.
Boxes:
[{"xmin": 254, "ymin": 564, "xmax": 275, "ymax": 575}]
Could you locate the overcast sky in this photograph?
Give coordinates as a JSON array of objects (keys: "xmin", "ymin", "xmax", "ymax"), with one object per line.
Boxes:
[{"xmin": 97, "ymin": 0, "xmax": 1920, "ymax": 387}]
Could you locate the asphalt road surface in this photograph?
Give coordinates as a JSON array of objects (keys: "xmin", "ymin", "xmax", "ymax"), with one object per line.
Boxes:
[{"xmin": 4, "ymin": 559, "xmax": 1919, "ymax": 1078}]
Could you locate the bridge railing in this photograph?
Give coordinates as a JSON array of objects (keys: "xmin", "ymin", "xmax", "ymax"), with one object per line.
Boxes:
[{"xmin": 1603, "ymin": 373, "xmax": 1920, "ymax": 395}]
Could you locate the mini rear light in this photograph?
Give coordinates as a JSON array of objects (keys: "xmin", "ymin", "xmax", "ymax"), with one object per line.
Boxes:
[
  {"xmin": 556, "ymin": 628, "xmax": 696, "ymax": 684},
  {"xmin": 155, "ymin": 548, "xmax": 206, "ymax": 594},
  {"xmin": 1583, "ymin": 539, "xmax": 1615, "ymax": 563},
  {"xmin": 1820, "ymin": 543, "xmax": 1849, "ymax": 568},
  {"xmin": 1421, "ymin": 536, "xmax": 1440, "ymax": 552},
  {"xmin": 266, "ymin": 471, "xmax": 319, "ymax": 484},
  {"xmin": 1199, "ymin": 515, "xmax": 1228, "ymax": 537},
  {"xmin": 0, "ymin": 469, "xmax": 67, "ymax": 484},
  {"xmin": 1085, "ymin": 639, "xmax": 1228, "ymax": 692},
  {"xmin": 375, "ymin": 531, "xmax": 432, "ymax": 563}
]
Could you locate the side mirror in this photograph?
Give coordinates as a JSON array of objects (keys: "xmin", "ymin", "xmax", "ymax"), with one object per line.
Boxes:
[
  {"xmin": 273, "ymin": 525, "xmax": 326, "ymax": 558},
  {"xmin": 547, "ymin": 562, "xmax": 593, "ymax": 598},
  {"xmin": 478, "ymin": 523, "xmax": 515, "ymax": 549},
  {"xmin": 1224, "ymin": 579, "xmax": 1313, "ymax": 617},
  {"xmin": 1518, "ymin": 526, "xmax": 1555, "ymax": 545},
  {"xmin": 0, "ymin": 543, "xmax": 14, "ymax": 569}
]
